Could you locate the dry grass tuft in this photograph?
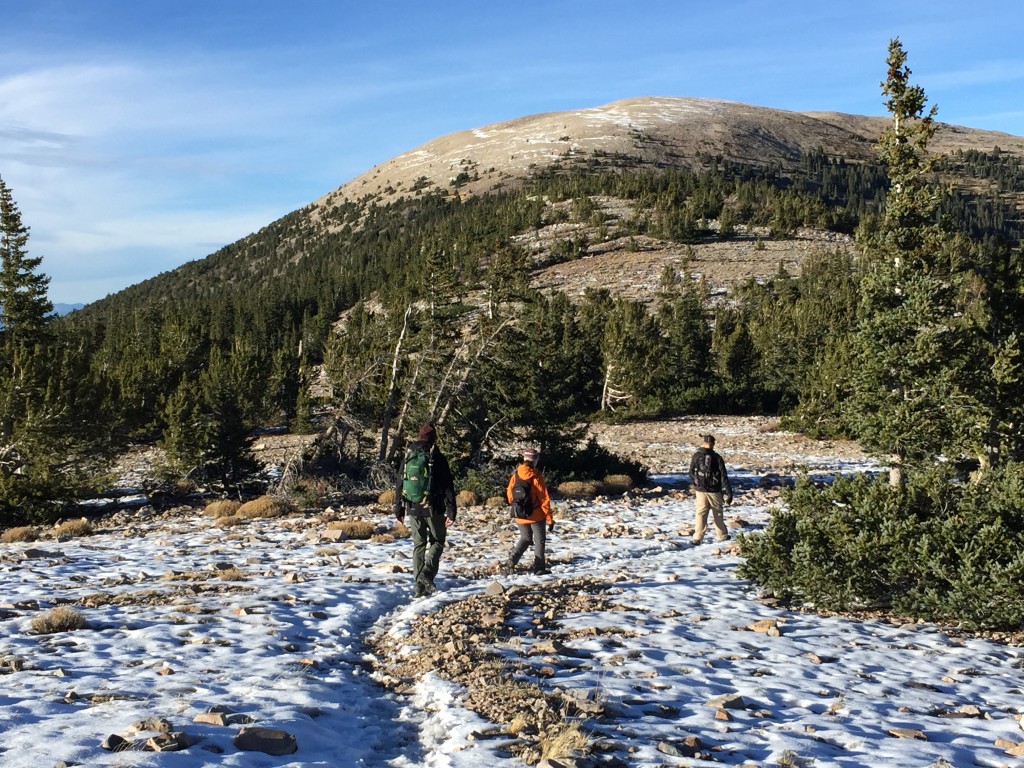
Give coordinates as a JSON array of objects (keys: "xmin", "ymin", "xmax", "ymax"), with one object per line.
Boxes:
[
  {"xmin": 204, "ymin": 500, "xmax": 242, "ymax": 519},
  {"xmin": 215, "ymin": 515, "xmax": 243, "ymax": 528},
  {"xmin": 540, "ymin": 722, "xmax": 589, "ymax": 760},
  {"xmin": 557, "ymin": 480, "xmax": 602, "ymax": 499},
  {"xmin": 378, "ymin": 489, "xmax": 396, "ymax": 506},
  {"xmin": 1, "ymin": 526, "xmax": 39, "ymax": 544},
  {"xmin": 371, "ymin": 532, "xmax": 396, "ymax": 544},
  {"xmin": 757, "ymin": 418, "xmax": 782, "ymax": 433},
  {"xmin": 31, "ymin": 606, "xmax": 89, "ymax": 634},
  {"xmin": 602, "ymin": 474, "xmax": 634, "ymax": 494},
  {"xmin": 485, "ymin": 495, "xmax": 506, "ymax": 508},
  {"xmin": 53, "ymin": 518, "xmax": 94, "ymax": 539},
  {"xmin": 506, "ymin": 713, "xmax": 529, "ymax": 736},
  {"xmin": 236, "ymin": 495, "xmax": 296, "ymax": 519},
  {"xmin": 215, "ymin": 566, "xmax": 247, "ymax": 581},
  {"xmin": 393, "ymin": 521, "xmax": 411, "ymax": 538},
  {"xmin": 326, "ymin": 519, "xmax": 376, "ymax": 540},
  {"xmin": 456, "ymin": 489, "xmax": 479, "ymax": 507}
]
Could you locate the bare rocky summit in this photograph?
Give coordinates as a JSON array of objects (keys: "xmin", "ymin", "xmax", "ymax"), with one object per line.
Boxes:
[{"xmin": 316, "ymin": 97, "xmax": 1024, "ymax": 211}]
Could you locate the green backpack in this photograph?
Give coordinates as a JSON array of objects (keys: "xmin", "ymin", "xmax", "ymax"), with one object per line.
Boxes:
[{"xmin": 402, "ymin": 446, "xmax": 432, "ymax": 504}]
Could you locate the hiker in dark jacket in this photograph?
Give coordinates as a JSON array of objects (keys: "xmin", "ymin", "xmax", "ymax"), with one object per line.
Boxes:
[
  {"xmin": 688, "ymin": 434, "xmax": 733, "ymax": 544},
  {"xmin": 501, "ymin": 447, "xmax": 554, "ymax": 575},
  {"xmin": 393, "ymin": 422, "xmax": 457, "ymax": 597}
]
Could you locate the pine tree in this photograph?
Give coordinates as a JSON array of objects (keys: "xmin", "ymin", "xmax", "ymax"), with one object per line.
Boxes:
[
  {"xmin": 0, "ymin": 176, "xmax": 106, "ymax": 523},
  {"xmin": 845, "ymin": 39, "xmax": 987, "ymax": 479},
  {"xmin": 0, "ymin": 175, "xmax": 53, "ymax": 351}
]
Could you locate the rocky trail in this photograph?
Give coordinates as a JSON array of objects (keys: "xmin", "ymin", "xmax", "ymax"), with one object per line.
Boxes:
[{"xmin": 3, "ymin": 417, "xmax": 1024, "ymax": 767}]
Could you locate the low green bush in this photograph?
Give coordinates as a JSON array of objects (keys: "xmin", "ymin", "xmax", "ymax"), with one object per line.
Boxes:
[{"xmin": 739, "ymin": 463, "xmax": 1024, "ymax": 630}]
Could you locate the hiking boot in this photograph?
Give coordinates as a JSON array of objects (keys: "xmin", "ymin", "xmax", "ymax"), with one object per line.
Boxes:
[
  {"xmin": 691, "ymin": 537, "xmax": 703, "ymax": 545},
  {"xmin": 500, "ymin": 561, "xmax": 515, "ymax": 576}
]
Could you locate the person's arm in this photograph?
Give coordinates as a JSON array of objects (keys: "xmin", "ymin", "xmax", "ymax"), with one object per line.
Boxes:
[
  {"xmin": 688, "ymin": 452, "xmax": 697, "ymax": 488},
  {"xmin": 720, "ymin": 456, "xmax": 733, "ymax": 502},
  {"xmin": 435, "ymin": 451, "xmax": 457, "ymax": 522},
  {"xmin": 393, "ymin": 457, "xmax": 405, "ymax": 520},
  {"xmin": 534, "ymin": 474, "xmax": 554, "ymax": 525}
]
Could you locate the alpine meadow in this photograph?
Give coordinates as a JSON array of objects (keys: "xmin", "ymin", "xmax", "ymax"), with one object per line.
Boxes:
[{"xmin": 3, "ymin": 38, "xmax": 1024, "ymax": 767}]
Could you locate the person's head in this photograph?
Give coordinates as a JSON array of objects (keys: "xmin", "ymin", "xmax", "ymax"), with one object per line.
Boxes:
[
  {"xmin": 418, "ymin": 421, "xmax": 437, "ymax": 446},
  {"xmin": 702, "ymin": 434, "xmax": 716, "ymax": 448},
  {"xmin": 521, "ymin": 447, "xmax": 539, "ymax": 466}
]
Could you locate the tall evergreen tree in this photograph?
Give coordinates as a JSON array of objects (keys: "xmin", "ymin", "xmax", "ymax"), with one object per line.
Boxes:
[
  {"xmin": 0, "ymin": 175, "xmax": 52, "ymax": 351},
  {"xmin": 0, "ymin": 176, "xmax": 107, "ymax": 523},
  {"xmin": 844, "ymin": 39, "xmax": 987, "ymax": 479}
]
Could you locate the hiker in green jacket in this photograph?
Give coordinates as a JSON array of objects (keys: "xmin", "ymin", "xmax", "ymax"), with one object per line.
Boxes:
[{"xmin": 392, "ymin": 422, "xmax": 457, "ymax": 597}]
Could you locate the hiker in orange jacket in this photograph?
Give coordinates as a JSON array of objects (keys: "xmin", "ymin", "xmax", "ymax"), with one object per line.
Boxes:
[{"xmin": 502, "ymin": 447, "xmax": 554, "ymax": 575}]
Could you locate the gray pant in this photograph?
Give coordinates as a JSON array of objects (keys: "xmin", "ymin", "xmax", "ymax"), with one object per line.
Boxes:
[
  {"xmin": 410, "ymin": 513, "xmax": 447, "ymax": 588},
  {"xmin": 510, "ymin": 520, "xmax": 547, "ymax": 572}
]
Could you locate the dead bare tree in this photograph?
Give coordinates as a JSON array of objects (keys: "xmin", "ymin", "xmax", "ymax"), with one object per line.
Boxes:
[{"xmin": 378, "ymin": 304, "xmax": 413, "ymax": 461}]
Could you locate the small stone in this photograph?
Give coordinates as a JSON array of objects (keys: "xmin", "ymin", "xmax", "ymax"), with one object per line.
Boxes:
[
  {"xmin": 100, "ymin": 734, "xmax": 131, "ymax": 752},
  {"xmin": 233, "ymin": 727, "xmax": 298, "ymax": 755},
  {"xmin": 193, "ymin": 712, "xmax": 230, "ymax": 726},
  {"xmin": 705, "ymin": 694, "xmax": 747, "ymax": 710},
  {"xmin": 145, "ymin": 732, "xmax": 195, "ymax": 752},
  {"xmin": 485, "ymin": 581, "xmax": 506, "ymax": 596},
  {"xmin": 887, "ymin": 728, "xmax": 927, "ymax": 741},
  {"xmin": 1007, "ymin": 742, "xmax": 1024, "ymax": 757}
]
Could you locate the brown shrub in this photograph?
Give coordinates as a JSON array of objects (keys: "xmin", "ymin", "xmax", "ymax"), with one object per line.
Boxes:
[
  {"xmin": 204, "ymin": 500, "xmax": 242, "ymax": 519},
  {"xmin": 236, "ymin": 495, "xmax": 296, "ymax": 519},
  {"xmin": 485, "ymin": 495, "xmax": 507, "ymax": 508},
  {"xmin": 757, "ymin": 419, "xmax": 782, "ymax": 433},
  {"xmin": 215, "ymin": 566, "xmax": 247, "ymax": 581},
  {"xmin": 378, "ymin": 489, "xmax": 396, "ymax": 506},
  {"xmin": 557, "ymin": 480, "xmax": 602, "ymax": 499},
  {"xmin": 602, "ymin": 474, "xmax": 634, "ymax": 494},
  {"xmin": 456, "ymin": 489, "xmax": 479, "ymax": 507},
  {"xmin": 371, "ymin": 532, "xmax": 396, "ymax": 544},
  {"xmin": 540, "ymin": 722, "xmax": 589, "ymax": 760},
  {"xmin": 31, "ymin": 606, "xmax": 88, "ymax": 634},
  {"xmin": 1, "ymin": 526, "xmax": 39, "ymax": 544},
  {"xmin": 393, "ymin": 521, "xmax": 411, "ymax": 538},
  {"xmin": 326, "ymin": 520, "xmax": 376, "ymax": 540},
  {"xmin": 215, "ymin": 515, "xmax": 243, "ymax": 528},
  {"xmin": 53, "ymin": 519, "xmax": 94, "ymax": 539}
]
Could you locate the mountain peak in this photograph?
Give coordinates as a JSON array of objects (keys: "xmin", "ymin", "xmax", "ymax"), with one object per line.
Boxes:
[{"xmin": 316, "ymin": 96, "xmax": 1024, "ymax": 213}]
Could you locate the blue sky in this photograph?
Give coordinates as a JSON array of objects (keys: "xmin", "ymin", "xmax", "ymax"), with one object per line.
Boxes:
[{"xmin": 2, "ymin": 0, "xmax": 1022, "ymax": 304}]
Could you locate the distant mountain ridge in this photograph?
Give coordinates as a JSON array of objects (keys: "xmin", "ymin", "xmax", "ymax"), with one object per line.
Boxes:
[
  {"xmin": 79, "ymin": 96, "xmax": 1024, "ymax": 314},
  {"xmin": 315, "ymin": 96, "xmax": 1024, "ymax": 215}
]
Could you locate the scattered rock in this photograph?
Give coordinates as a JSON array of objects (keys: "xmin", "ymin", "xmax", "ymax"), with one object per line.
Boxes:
[
  {"xmin": 747, "ymin": 618, "xmax": 781, "ymax": 636},
  {"xmin": 100, "ymin": 734, "xmax": 131, "ymax": 752},
  {"xmin": 887, "ymin": 727, "xmax": 927, "ymax": 740},
  {"xmin": 193, "ymin": 711, "xmax": 230, "ymax": 726},
  {"xmin": 233, "ymin": 727, "xmax": 298, "ymax": 755},
  {"xmin": 705, "ymin": 694, "xmax": 747, "ymax": 710},
  {"xmin": 145, "ymin": 732, "xmax": 195, "ymax": 752}
]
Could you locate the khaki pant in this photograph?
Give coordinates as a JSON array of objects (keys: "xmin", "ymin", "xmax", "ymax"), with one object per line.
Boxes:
[{"xmin": 693, "ymin": 491, "xmax": 728, "ymax": 543}]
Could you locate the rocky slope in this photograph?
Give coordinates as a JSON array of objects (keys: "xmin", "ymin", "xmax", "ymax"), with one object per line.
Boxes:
[{"xmin": 315, "ymin": 97, "xmax": 1024, "ymax": 212}]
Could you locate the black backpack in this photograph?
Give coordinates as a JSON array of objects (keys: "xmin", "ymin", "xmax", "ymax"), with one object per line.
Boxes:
[
  {"xmin": 509, "ymin": 474, "xmax": 534, "ymax": 520},
  {"xmin": 694, "ymin": 450, "xmax": 722, "ymax": 490}
]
